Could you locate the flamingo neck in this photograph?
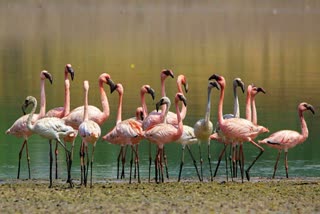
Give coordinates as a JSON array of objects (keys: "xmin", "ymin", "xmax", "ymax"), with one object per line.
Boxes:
[
  {"xmin": 116, "ymin": 91, "xmax": 123, "ymax": 125},
  {"xmin": 83, "ymin": 86, "xmax": 89, "ymax": 121},
  {"xmin": 39, "ymin": 78, "xmax": 46, "ymax": 117},
  {"xmin": 233, "ymin": 85, "xmax": 240, "ymax": 118},
  {"xmin": 63, "ymin": 79, "xmax": 70, "ymax": 116},
  {"xmin": 177, "ymin": 77, "xmax": 187, "ymax": 120},
  {"xmin": 175, "ymin": 98, "xmax": 183, "ymax": 139},
  {"xmin": 27, "ymin": 99, "xmax": 37, "ymax": 131},
  {"xmin": 299, "ymin": 110, "xmax": 308, "ymax": 139},
  {"xmin": 140, "ymin": 91, "xmax": 148, "ymax": 118},
  {"xmin": 162, "ymin": 101, "xmax": 171, "ymax": 124},
  {"xmin": 161, "ymin": 78, "xmax": 166, "ymax": 112},
  {"xmin": 251, "ymin": 96, "xmax": 257, "ymax": 125},
  {"xmin": 218, "ymin": 84, "xmax": 225, "ymax": 124},
  {"xmin": 245, "ymin": 88, "xmax": 252, "ymax": 121},
  {"xmin": 99, "ymin": 80, "xmax": 110, "ymax": 123},
  {"xmin": 205, "ymin": 87, "xmax": 212, "ymax": 124}
]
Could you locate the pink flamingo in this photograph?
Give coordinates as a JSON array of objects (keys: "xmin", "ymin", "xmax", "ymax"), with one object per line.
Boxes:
[
  {"xmin": 209, "ymin": 74, "xmax": 269, "ymax": 181},
  {"xmin": 193, "ymin": 81, "xmax": 220, "ymax": 181},
  {"xmin": 102, "ymin": 83, "xmax": 146, "ymax": 183},
  {"xmin": 78, "ymin": 81, "xmax": 101, "ymax": 187},
  {"xmin": 5, "ymin": 70, "xmax": 52, "ymax": 179},
  {"xmin": 144, "ymin": 93, "xmax": 187, "ymax": 183},
  {"xmin": 212, "ymin": 78, "xmax": 245, "ymax": 180},
  {"xmin": 62, "ymin": 73, "xmax": 116, "ymax": 129},
  {"xmin": 23, "ymin": 96, "xmax": 76, "ymax": 188},
  {"xmin": 259, "ymin": 102, "xmax": 315, "ymax": 178},
  {"xmin": 45, "ymin": 64, "xmax": 75, "ymax": 179}
]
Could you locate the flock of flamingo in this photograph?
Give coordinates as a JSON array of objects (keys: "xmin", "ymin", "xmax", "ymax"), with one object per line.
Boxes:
[{"xmin": 5, "ymin": 64, "xmax": 315, "ymax": 188}]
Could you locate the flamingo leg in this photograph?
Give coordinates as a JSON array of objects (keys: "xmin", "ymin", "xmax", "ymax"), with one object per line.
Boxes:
[
  {"xmin": 239, "ymin": 144, "xmax": 245, "ymax": 183},
  {"xmin": 235, "ymin": 144, "xmax": 240, "ymax": 178},
  {"xmin": 121, "ymin": 145, "xmax": 128, "ymax": 179},
  {"xmin": 232, "ymin": 144, "xmax": 237, "ymax": 178},
  {"xmin": 17, "ymin": 139, "xmax": 27, "ymax": 179},
  {"xmin": 85, "ymin": 144, "xmax": 89, "ymax": 187},
  {"xmin": 228, "ymin": 144, "xmax": 233, "ymax": 180},
  {"xmin": 132, "ymin": 145, "xmax": 140, "ymax": 183},
  {"xmin": 129, "ymin": 146, "xmax": 134, "ymax": 184},
  {"xmin": 198, "ymin": 143, "xmax": 203, "ymax": 181},
  {"xmin": 186, "ymin": 145, "xmax": 202, "ymax": 182},
  {"xmin": 224, "ymin": 144, "xmax": 229, "ymax": 182},
  {"xmin": 55, "ymin": 141, "xmax": 59, "ymax": 179},
  {"xmin": 245, "ymin": 140, "xmax": 264, "ymax": 181},
  {"xmin": 49, "ymin": 140, "xmax": 53, "ymax": 188},
  {"xmin": 163, "ymin": 146, "xmax": 169, "ymax": 179},
  {"xmin": 160, "ymin": 147, "xmax": 164, "ymax": 183},
  {"xmin": 25, "ymin": 140, "xmax": 31, "ymax": 180},
  {"xmin": 284, "ymin": 151, "xmax": 289, "ymax": 178},
  {"xmin": 272, "ymin": 150, "xmax": 282, "ymax": 179},
  {"xmin": 80, "ymin": 141, "xmax": 85, "ymax": 185},
  {"xmin": 148, "ymin": 142, "xmax": 152, "ymax": 183},
  {"xmin": 208, "ymin": 141, "xmax": 213, "ymax": 181},
  {"xmin": 178, "ymin": 146, "xmax": 185, "ymax": 182},
  {"xmin": 117, "ymin": 146, "xmax": 123, "ymax": 179},
  {"xmin": 90, "ymin": 144, "xmax": 95, "ymax": 188},
  {"xmin": 154, "ymin": 147, "xmax": 160, "ymax": 183},
  {"xmin": 214, "ymin": 144, "xmax": 227, "ymax": 178}
]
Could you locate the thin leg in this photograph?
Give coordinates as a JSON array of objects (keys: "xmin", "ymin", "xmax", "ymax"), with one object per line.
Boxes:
[
  {"xmin": 90, "ymin": 144, "xmax": 95, "ymax": 188},
  {"xmin": 117, "ymin": 147, "xmax": 123, "ymax": 179},
  {"xmin": 224, "ymin": 144, "xmax": 229, "ymax": 181},
  {"xmin": 160, "ymin": 148, "xmax": 164, "ymax": 183},
  {"xmin": 121, "ymin": 145, "xmax": 128, "ymax": 179},
  {"xmin": 85, "ymin": 144, "xmax": 89, "ymax": 187},
  {"xmin": 55, "ymin": 141, "xmax": 59, "ymax": 179},
  {"xmin": 80, "ymin": 141, "xmax": 85, "ymax": 185},
  {"xmin": 229, "ymin": 145, "xmax": 233, "ymax": 180},
  {"xmin": 272, "ymin": 150, "xmax": 282, "ymax": 179},
  {"xmin": 235, "ymin": 144, "xmax": 239, "ymax": 177},
  {"xmin": 239, "ymin": 144, "xmax": 244, "ymax": 182},
  {"xmin": 245, "ymin": 140, "xmax": 264, "ymax": 181},
  {"xmin": 49, "ymin": 140, "xmax": 53, "ymax": 188},
  {"xmin": 284, "ymin": 151, "xmax": 289, "ymax": 178},
  {"xmin": 163, "ymin": 146, "xmax": 169, "ymax": 179},
  {"xmin": 154, "ymin": 148, "xmax": 160, "ymax": 183},
  {"xmin": 198, "ymin": 143, "xmax": 203, "ymax": 181},
  {"xmin": 129, "ymin": 146, "xmax": 134, "ymax": 184},
  {"xmin": 17, "ymin": 140, "xmax": 27, "ymax": 179},
  {"xmin": 186, "ymin": 145, "xmax": 202, "ymax": 181},
  {"xmin": 149, "ymin": 142, "xmax": 152, "ymax": 183},
  {"xmin": 208, "ymin": 141, "xmax": 213, "ymax": 181},
  {"xmin": 132, "ymin": 145, "xmax": 140, "ymax": 183},
  {"xmin": 214, "ymin": 144, "xmax": 227, "ymax": 177},
  {"xmin": 25, "ymin": 140, "xmax": 31, "ymax": 179},
  {"xmin": 178, "ymin": 146, "xmax": 185, "ymax": 182}
]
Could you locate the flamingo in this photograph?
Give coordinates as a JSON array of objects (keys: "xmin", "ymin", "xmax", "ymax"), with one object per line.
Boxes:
[
  {"xmin": 212, "ymin": 78, "xmax": 245, "ymax": 180},
  {"xmin": 62, "ymin": 73, "xmax": 116, "ymax": 129},
  {"xmin": 23, "ymin": 96, "xmax": 76, "ymax": 188},
  {"xmin": 102, "ymin": 83, "xmax": 147, "ymax": 183},
  {"xmin": 193, "ymin": 80, "xmax": 220, "ymax": 181},
  {"xmin": 78, "ymin": 81, "xmax": 101, "ymax": 187},
  {"xmin": 144, "ymin": 93, "xmax": 187, "ymax": 183},
  {"xmin": 258, "ymin": 102, "xmax": 315, "ymax": 178},
  {"xmin": 209, "ymin": 74, "xmax": 269, "ymax": 181},
  {"xmin": 5, "ymin": 70, "xmax": 53, "ymax": 179},
  {"xmin": 45, "ymin": 64, "xmax": 75, "ymax": 179}
]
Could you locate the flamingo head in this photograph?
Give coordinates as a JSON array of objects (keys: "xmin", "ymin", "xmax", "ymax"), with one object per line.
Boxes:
[
  {"xmin": 208, "ymin": 74, "xmax": 225, "ymax": 89},
  {"xmin": 83, "ymin": 80, "xmax": 89, "ymax": 91},
  {"xmin": 22, "ymin": 96, "xmax": 37, "ymax": 114},
  {"xmin": 113, "ymin": 83, "xmax": 124, "ymax": 95},
  {"xmin": 140, "ymin": 85, "xmax": 155, "ymax": 100},
  {"xmin": 156, "ymin": 96, "xmax": 171, "ymax": 112},
  {"xmin": 161, "ymin": 69, "xmax": 174, "ymax": 80},
  {"xmin": 65, "ymin": 64, "xmax": 75, "ymax": 80},
  {"xmin": 176, "ymin": 92, "xmax": 187, "ymax": 107},
  {"xmin": 136, "ymin": 106, "xmax": 144, "ymax": 121},
  {"xmin": 251, "ymin": 85, "xmax": 266, "ymax": 97},
  {"xmin": 177, "ymin": 74, "xmax": 189, "ymax": 93},
  {"xmin": 300, "ymin": 102, "xmax": 315, "ymax": 114},
  {"xmin": 233, "ymin": 78, "xmax": 245, "ymax": 93},
  {"xmin": 40, "ymin": 70, "xmax": 53, "ymax": 84},
  {"xmin": 100, "ymin": 73, "xmax": 117, "ymax": 93}
]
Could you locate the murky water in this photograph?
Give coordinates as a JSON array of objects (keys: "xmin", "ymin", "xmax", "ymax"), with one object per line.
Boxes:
[{"xmin": 1, "ymin": 1, "xmax": 320, "ymax": 181}]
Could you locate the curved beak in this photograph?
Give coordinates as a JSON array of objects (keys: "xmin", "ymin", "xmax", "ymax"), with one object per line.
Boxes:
[
  {"xmin": 209, "ymin": 81, "xmax": 220, "ymax": 90},
  {"xmin": 164, "ymin": 69, "xmax": 174, "ymax": 78},
  {"xmin": 67, "ymin": 67, "xmax": 75, "ymax": 81},
  {"xmin": 147, "ymin": 87, "xmax": 155, "ymax": 100},
  {"xmin": 257, "ymin": 87, "xmax": 266, "ymax": 94},
  {"xmin": 43, "ymin": 72, "xmax": 53, "ymax": 84},
  {"xmin": 183, "ymin": 83, "xmax": 189, "ymax": 93},
  {"xmin": 140, "ymin": 111, "xmax": 144, "ymax": 121},
  {"xmin": 156, "ymin": 99, "xmax": 163, "ymax": 112},
  {"xmin": 208, "ymin": 74, "xmax": 221, "ymax": 81},
  {"xmin": 21, "ymin": 104, "xmax": 27, "ymax": 115},
  {"xmin": 238, "ymin": 80, "xmax": 245, "ymax": 93},
  {"xmin": 107, "ymin": 78, "xmax": 117, "ymax": 93},
  {"xmin": 178, "ymin": 94, "xmax": 187, "ymax": 107},
  {"xmin": 307, "ymin": 104, "xmax": 315, "ymax": 114}
]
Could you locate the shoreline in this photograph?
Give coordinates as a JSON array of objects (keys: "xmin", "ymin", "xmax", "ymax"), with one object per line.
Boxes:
[{"xmin": 1, "ymin": 177, "xmax": 320, "ymax": 213}]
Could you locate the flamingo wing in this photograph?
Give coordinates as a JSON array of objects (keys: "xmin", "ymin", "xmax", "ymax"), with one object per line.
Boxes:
[{"xmin": 259, "ymin": 130, "xmax": 303, "ymax": 150}]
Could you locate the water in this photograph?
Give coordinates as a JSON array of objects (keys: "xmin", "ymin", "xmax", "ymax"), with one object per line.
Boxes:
[{"xmin": 1, "ymin": 1, "xmax": 320, "ymax": 181}]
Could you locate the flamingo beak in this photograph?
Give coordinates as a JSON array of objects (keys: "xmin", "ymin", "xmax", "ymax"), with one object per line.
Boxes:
[
  {"xmin": 257, "ymin": 87, "xmax": 266, "ymax": 94},
  {"xmin": 67, "ymin": 67, "xmax": 75, "ymax": 81},
  {"xmin": 43, "ymin": 72, "xmax": 53, "ymax": 84},
  {"xmin": 156, "ymin": 99, "xmax": 163, "ymax": 112},
  {"xmin": 307, "ymin": 104, "xmax": 315, "ymax": 114},
  {"xmin": 239, "ymin": 81, "xmax": 245, "ymax": 93},
  {"xmin": 178, "ymin": 94, "xmax": 187, "ymax": 107},
  {"xmin": 147, "ymin": 87, "xmax": 155, "ymax": 100},
  {"xmin": 209, "ymin": 81, "xmax": 220, "ymax": 90},
  {"xmin": 107, "ymin": 78, "xmax": 117, "ymax": 93},
  {"xmin": 140, "ymin": 111, "xmax": 144, "ymax": 121},
  {"xmin": 163, "ymin": 69, "xmax": 174, "ymax": 78},
  {"xmin": 21, "ymin": 104, "xmax": 27, "ymax": 115},
  {"xmin": 208, "ymin": 74, "xmax": 221, "ymax": 81},
  {"xmin": 183, "ymin": 83, "xmax": 189, "ymax": 93}
]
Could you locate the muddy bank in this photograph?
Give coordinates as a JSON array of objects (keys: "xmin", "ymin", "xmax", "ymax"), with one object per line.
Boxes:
[{"xmin": 1, "ymin": 178, "xmax": 319, "ymax": 213}]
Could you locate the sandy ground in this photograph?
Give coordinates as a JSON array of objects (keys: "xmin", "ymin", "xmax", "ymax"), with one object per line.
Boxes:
[{"xmin": 1, "ymin": 177, "xmax": 320, "ymax": 213}]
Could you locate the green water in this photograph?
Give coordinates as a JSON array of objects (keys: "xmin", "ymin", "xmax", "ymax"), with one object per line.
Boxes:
[{"xmin": 1, "ymin": 1, "xmax": 320, "ymax": 181}]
